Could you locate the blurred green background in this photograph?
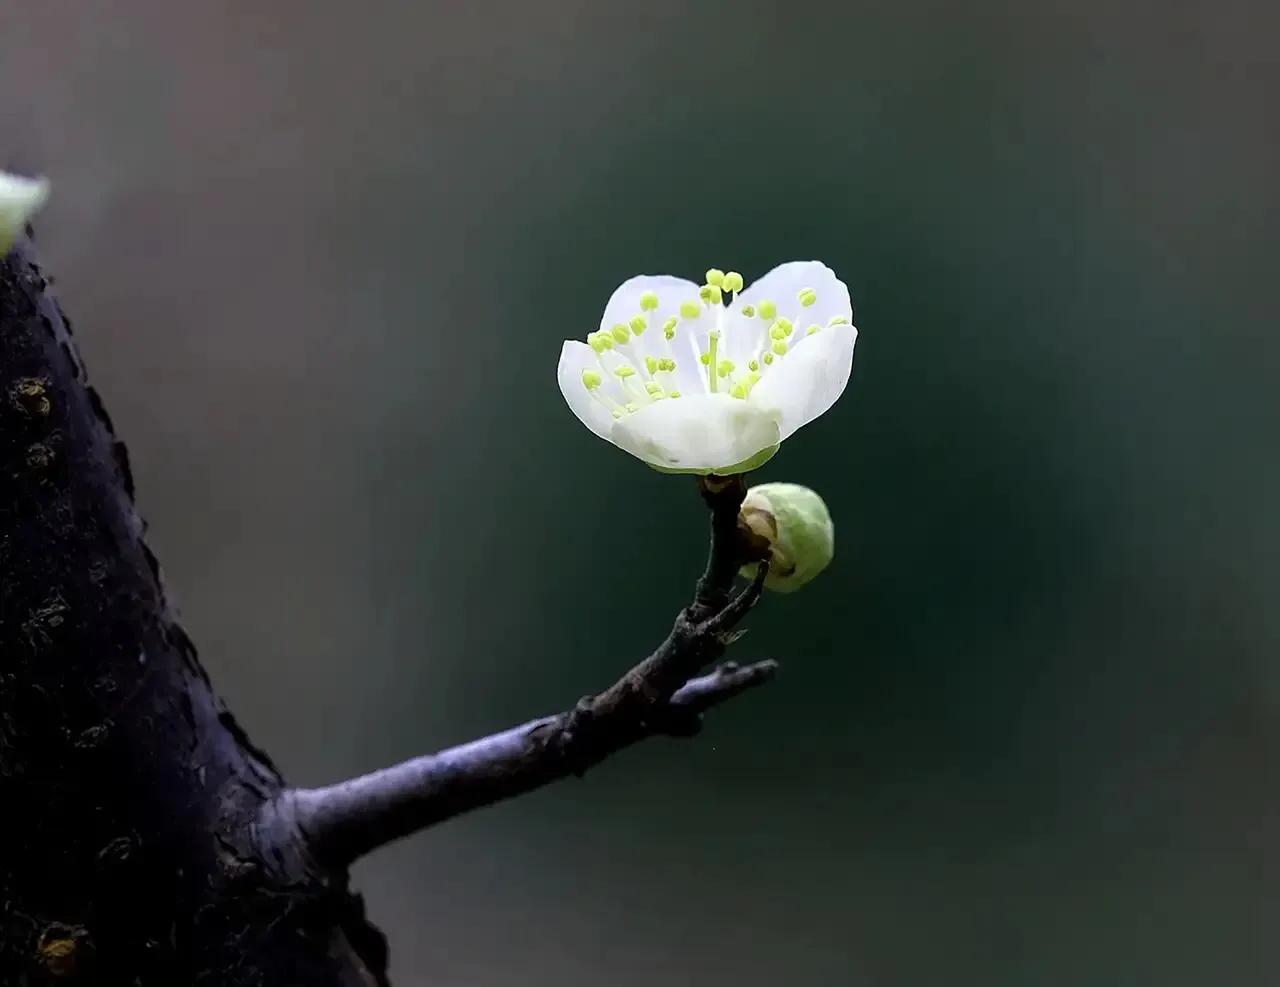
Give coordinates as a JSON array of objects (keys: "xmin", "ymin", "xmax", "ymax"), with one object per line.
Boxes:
[{"xmin": 3, "ymin": 1, "xmax": 1276, "ymax": 984}]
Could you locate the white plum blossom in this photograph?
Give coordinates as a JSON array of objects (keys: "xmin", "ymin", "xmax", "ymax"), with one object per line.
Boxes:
[
  {"xmin": 0, "ymin": 171, "xmax": 49, "ymax": 255},
  {"xmin": 558, "ymin": 262, "xmax": 857, "ymax": 474}
]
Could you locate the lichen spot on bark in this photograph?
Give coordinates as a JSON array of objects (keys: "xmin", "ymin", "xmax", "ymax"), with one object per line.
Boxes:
[
  {"xmin": 10, "ymin": 376, "xmax": 53, "ymax": 417},
  {"xmin": 37, "ymin": 924, "xmax": 87, "ymax": 977}
]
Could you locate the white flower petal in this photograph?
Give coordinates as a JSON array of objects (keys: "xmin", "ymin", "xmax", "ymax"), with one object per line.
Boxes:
[
  {"xmin": 557, "ymin": 340, "xmax": 616, "ymax": 439},
  {"xmin": 749, "ymin": 323, "xmax": 857, "ymax": 439},
  {"xmin": 610, "ymin": 393, "xmax": 782, "ymax": 473},
  {"xmin": 734, "ymin": 261, "xmax": 853, "ymax": 333},
  {"xmin": 598, "ymin": 274, "xmax": 715, "ymax": 391},
  {"xmin": 600, "ymin": 274, "xmax": 701, "ymax": 334},
  {"xmin": 0, "ymin": 172, "xmax": 49, "ymax": 254},
  {"xmin": 721, "ymin": 307, "xmax": 770, "ymax": 368}
]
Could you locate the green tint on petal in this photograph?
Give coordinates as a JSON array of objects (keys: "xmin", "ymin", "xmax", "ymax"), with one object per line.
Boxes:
[{"xmin": 647, "ymin": 443, "xmax": 779, "ymax": 476}]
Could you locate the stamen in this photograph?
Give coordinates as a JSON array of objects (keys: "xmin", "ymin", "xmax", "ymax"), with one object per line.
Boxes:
[
  {"xmin": 722, "ymin": 271, "xmax": 744, "ymax": 293},
  {"xmin": 639, "ymin": 290, "xmax": 660, "ymax": 311},
  {"xmin": 759, "ymin": 300, "xmax": 777, "ymax": 320},
  {"xmin": 680, "ymin": 300, "xmax": 701, "ymax": 319},
  {"xmin": 704, "ymin": 268, "xmax": 725, "ymax": 287},
  {"xmin": 798, "ymin": 287, "xmax": 817, "ymax": 307}
]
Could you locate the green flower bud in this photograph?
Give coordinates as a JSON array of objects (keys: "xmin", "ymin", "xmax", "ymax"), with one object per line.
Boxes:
[{"xmin": 738, "ymin": 483, "xmax": 834, "ymax": 593}]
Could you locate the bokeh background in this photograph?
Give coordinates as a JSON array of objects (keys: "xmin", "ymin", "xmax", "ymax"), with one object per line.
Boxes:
[{"xmin": 2, "ymin": 2, "xmax": 1277, "ymax": 984}]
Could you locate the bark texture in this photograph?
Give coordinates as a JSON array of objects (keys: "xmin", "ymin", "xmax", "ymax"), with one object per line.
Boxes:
[{"xmin": 0, "ymin": 241, "xmax": 386, "ymax": 985}]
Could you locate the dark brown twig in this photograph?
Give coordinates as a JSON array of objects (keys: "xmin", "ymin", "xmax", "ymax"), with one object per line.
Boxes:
[{"xmin": 280, "ymin": 473, "xmax": 776, "ymax": 867}]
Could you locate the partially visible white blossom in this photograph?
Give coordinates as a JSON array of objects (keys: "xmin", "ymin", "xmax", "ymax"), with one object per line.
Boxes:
[
  {"xmin": 0, "ymin": 171, "xmax": 49, "ymax": 255},
  {"xmin": 558, "ymin": 262, "xmax": 857, "ymax": 474}
]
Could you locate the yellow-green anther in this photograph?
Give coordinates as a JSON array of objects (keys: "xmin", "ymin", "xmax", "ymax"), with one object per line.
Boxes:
[
  {"xmin": 589, "ymin": 332, "xmax": 608, "ymax": 353},
  {"xmin": 645, "ymin": 381, "xmax": 664, "ymax": 396},
  {"xmin": 659, "ymin": 357, "xmax": 677, "ymax": 372},
  {"xmin": 680, "ymin": 300, "xmax": 701, "ymax": 319},
  {"xmin": 772, "ymin": 340, "xmax": 788, "ymax": 356},
  {"xmin": 612, "ymin": 324, "xmax": 630, "ymax": 343},
  {"xmin": 616, "ymin": 366, "xmax": 636, "ymax": 379},
  {"xmin": 829, "ymin": 315, "xmax": 849, "ymax": 325},
  {"xmin": 748, "ymin": 359, "xmax": 759, "ymax": 372},
  {"xmin": 759, "ymin": 300, "xmax": 777, "ymax": 319},
  {"xmin": 778, "ymin": 318, "xmax": 794, "ymax": 336},
  {"xmin": 722, "ymin": 271, "xmax": 744, "ymax": 293},
  {"xmin": 639, "ymin": 290, "xmax": 660, "ymax": 311},
  {"xmin": 699, "ymin": 284, "xmax": 723, "ymax": 305},
  {"xmin": 669, "ymin": 390, "xmax": 681, "ymax": 398},
  {"xmin": 581, "ymin": 369, "xmax": 602, "ymax": 389},
  {"xmin": 763, "ymin": 352, "xmax": 775, "ymax": 365},
  {"xmin": 624, "ymin": 402, "xmax": 640, "ymax": 414},
  {"xmin": 630, "ymin": 316, "xmax": 648, "ymax": 335},
  {"xmin": 705, "ymin": 268, "xmax": 725, "ymax": 287},
  {"xmin": 740, "ymin": 304, "xmax": 756, "ymax": 318},
  {"xmin": 663, "ymin": 317, "xmax": 678, "ymax": 339},
  {"xmin": 747, "ymin": 371, "xmax": 761, "ymax": 387},
  {"xmin": 707, "ymin": 331, "xmax": 721, "ymax": 393},
  {"xmin": 770, "ymin": 322, "xmax": 788, "ymax": 341},
  {"xmin": 612, "ymin": 409, "xmax": 624, "ymax": 419},
  {"xmin": 807, "ymin": 324, "xmax": 821, "ymax": 336},
  {"xmin": 717, "ymin": 359, "xmax": 735, "ymax": 378},
  {"xmin": 798, "ymin": 287, "xmax": 817, "ymax": 307},
  {"xmin": 730, "ymin": 382, "xmax": 748, "ymax": 399},
  {"xmin": 700, "ymin": 352, "xmax": 711, "ymax": 365},
  {"xmin": 645, "ymin": 356, "xmax": 658, "ymax": 374}
]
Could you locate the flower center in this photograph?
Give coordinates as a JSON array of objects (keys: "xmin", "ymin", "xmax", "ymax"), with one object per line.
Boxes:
[{"xmin": 579, "ymin": 266, "xmax": 841, "ymax": 419}]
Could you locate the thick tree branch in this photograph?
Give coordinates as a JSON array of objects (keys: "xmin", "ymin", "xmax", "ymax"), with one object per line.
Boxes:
[
  {"xmin": 280, "ymin": 474, "xmax": 776, "ymax": 868},
  {"xmin": 1, "ymin": 237, "xmax": 389, "ymax": 985}
]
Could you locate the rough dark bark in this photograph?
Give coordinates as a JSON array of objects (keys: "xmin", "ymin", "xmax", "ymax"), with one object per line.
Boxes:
[
  {"xmin": 0, "ymin": 235, "xmax": 775, "ymax": 985},
  {"xmin": 0, "ymin": 240, "xmax": 387, "ymax": 985}
]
